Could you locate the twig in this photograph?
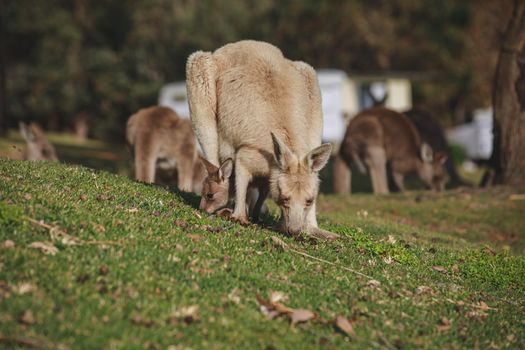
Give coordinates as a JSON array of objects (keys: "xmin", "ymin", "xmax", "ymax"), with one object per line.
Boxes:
[
  {"xmin": 25, "ymin": 217, "xmax": 122, "ymax": 246},
  {"xmin": 289, "ymin": 248, "xmax": 375, "ymax": 280}
]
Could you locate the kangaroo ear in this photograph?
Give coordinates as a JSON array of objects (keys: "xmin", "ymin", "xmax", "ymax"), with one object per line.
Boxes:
[
  {"xmin": 271, "ymin": 132, "xmax": 294, "ymax": 171},
  {"xmin": 219, "ymin": 158, "xmax": 233, "ymax": 181},
  {"xmin": 434, "ymin": 151, "xmax": 448, "ymax": 165},
  {"xmin": 420, "ymin": 143, "xmax": 433, "ymax": 163},
  {"xmin": 19, "ymin": 122, "xmax": 34, "ymax": 142},
  {"xmin": 199, "ymin": 156, "xmax": 219, "ymax": 175},
  {"xmin": 305, "ymin": 143, "xmax": 332, "ymax": 172}
]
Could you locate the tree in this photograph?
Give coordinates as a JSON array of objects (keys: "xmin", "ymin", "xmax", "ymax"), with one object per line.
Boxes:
[{"xmin": 492, "ymin": 0, "xmax": 525, "ymax": 186}]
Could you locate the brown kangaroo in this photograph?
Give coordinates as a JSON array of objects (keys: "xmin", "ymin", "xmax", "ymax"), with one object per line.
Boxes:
[
  {"xmin": 126, "ymin": 106, "xmax": 203, "ymax": 193},
  {"xmin": 338, "ymin": 107, "xmax": 447, "ymax": 194},
  {"xmin": 198, "ymin": 157, "xmax": 269, "ymax": 221},
  {"xmin": 19, "ymin": 122, "xmax": 58, "ymax": 161}
]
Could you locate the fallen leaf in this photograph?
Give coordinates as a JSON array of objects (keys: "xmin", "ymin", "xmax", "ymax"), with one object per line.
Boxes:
[
  {"xmin": 99, "ymin": 265, "xmax": 109, "ymax": 275},
  {"xmin": 29, "ymin": 241, "xmax": 58, "ymax": 255},
  {"xmin": 94, "ymin": 224, "xmax": 106, "ymax": 233},
  {"xmin": 367, "ymin": 279, "xmax": 381, "ymax": 288},
  {"xmin": 19, "ymin": 309, "xmax": 35, "ymax": 325},
  {"xmin": 270, "ymin": 236, "xmax": 288, "ymax": 251},
  {"xmin": 475, "ymin": 301, "xmax": 496, "ymax": 311},
  {"xmin": 383, "ymin": 256, "xmax": 394, "ymax": 264},
  {"xmin": 290, "ymin": 309, "xmax": 315, "ymax": 326},
  {"xmin": 24, "ymin": 193, "xmax": 32, "ymax": 201},
  {"xmin": 14, "ymin": 283, "xmax": 37, "ymax": 295},
  {"xmin": 334, "ymin": 315, "xmax": 355, "ymax": 337},
  {"xmin": 2, "ymin": 240, "xmax": 15, "ymax": 249},
  {"xmin": 187, "ymin": 234, "xmax": 202, "ymax": 242},
  {"xmin": 227, "ymin": 288, "xmax": 241, "ymax": 304},
  {"xmin": 269, "ymin": 290, "xmax": 289, "ymax": 304},
  {"xmin": 79, "ymin": 194, "xmax": 88, "ymax": 201},
  {"xmin": 416, "ymin": 286, "xmax": 434, "ymax": 295},
  {"xmin": 386, "ymin": 235, "xmax": 397, "ymax": 244},
  {"xmin": 436, "ymin": 317, "xmax": 451, "ymax": 332},
  {"xmin": 432, "ymin": 265, "xmax": 447, "ymax": 273},
  {"xmin": 175, "ymin": 219, "xmax": 189, "ymax": 228},
  {"xmin": 126, "ymin": 207, "xmax": 138, "ymax": 213}
]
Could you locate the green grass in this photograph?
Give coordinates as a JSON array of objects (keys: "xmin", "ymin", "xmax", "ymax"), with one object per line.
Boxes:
[{"xmin": 0, "ymin": 159, "xmax": 524, "ymax": 349}]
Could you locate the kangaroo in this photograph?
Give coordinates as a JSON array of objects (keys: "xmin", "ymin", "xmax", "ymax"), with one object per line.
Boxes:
[
  {"xmin": 19, "ymin": 122, "xmax": 58, "ymax": 161},
  {"xmin": 199, "ymin": 157, "xmax": 269, "ymax": 221},
  {"xmin": 338, "ymin": 107, "xmax": 447, "ymax": 194},
  {"xmin": 126, "ymin": 106, "xmax": 201, "ymax": 193},
  {"xmin": 187, "ymin": 40, "xmax": 338, "ymax": 239}
]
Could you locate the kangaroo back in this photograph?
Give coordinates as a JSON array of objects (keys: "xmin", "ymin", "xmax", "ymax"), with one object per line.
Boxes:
[{"xmin": 126, "ymin": 106, "xmax": 199, "ymax": 192}]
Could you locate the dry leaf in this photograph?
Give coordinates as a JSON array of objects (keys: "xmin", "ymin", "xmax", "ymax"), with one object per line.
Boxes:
[
  {"xmin": 126, "ymin": 207, "xmax": 138, "ymax": 213},
  {"xmin": 19, "ymin": 310, "xmax": 35, "ymax": 325},
  {"xmin": 227, "ymin": 288, "xmax": 241, "ymax": 304},
  {"xmin": 334, "ymin": 315, "xmax": 356, "ymax": 337},
  {"xmin": 436, "ymin": 317, "xmax": 451, "ymax": 332},
  {"xmin": 270, "ymin": 236, "xmax": 288, "ymax": 251},
  {"xmin": 94, "ymin": 224, "xmax": 106, "ymax": 233},
  {"xmin": 24, "ymin": 193, "xmax": 32, "ymax": 201},
  {"xmin": 2, "ymin": 240, "xmax": 15, "ymax": 249},
  {"xmin": 475, "ymin": 301, "xmax": 496, "ymax": 311},
  {"xmin": 416, "ymin": 286, "xmax": 434, "ymax": 295},
  {"xmin": 386, "ymin": 235, "xmax": 397, "ymax": 244},
  {"xmin": 269, "ymin": 291, "xmax": 289, "ymax": 304},
  {"xmin": 14, "ymin": 283, "xmax": 37, "ymax": 295},
  {"xmin": 29, "ymin": 241, "xmax": 59, "ymax": 255},
  {"xmin": 290, "ymin": 309, "xmax": 315, "ymax": 326},
  {"xmin": 79, "ymin": 194, "xmax": 88, "ymax": 201},
  {"xmin": 187, "ymin": 234, "xmax": 202, "ymax": 242},
  {"xmin": 383, "ymin": 256, "xmax": 394, "ymax": 264},
  {"xmin": 175, "ymin": 219, "xmax": 189, "ymax": 228},
  {"xmin": 367, "ymin": 279, "xmax": 381, "ymax": 288},
  {"xmin": 432, "ymin": 265, "xmax": 447, "ymax": 273}
]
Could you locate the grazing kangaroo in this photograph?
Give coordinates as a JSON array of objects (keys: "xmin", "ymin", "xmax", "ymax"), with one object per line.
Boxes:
[
  {"xmin": 199, "ymin": 157, "xmax": 269, "ymax": 221},
  {"xmin": 19, "ymin": 122, "xmax": 58, "ymax": 161},
  {"xmin": 126, "ymin": 106, "xmax": 202, "ymax": 193},
  {"xmin": 187, "ymin": 40, "xmax": 338, "ymax": 239},
  {"xmin": 404, "ymin": 108, "xmax": 469, "ymax": 188},
  {"xmin": 339, "ymin": 107, "xmax": 447, "ymax": 194}
]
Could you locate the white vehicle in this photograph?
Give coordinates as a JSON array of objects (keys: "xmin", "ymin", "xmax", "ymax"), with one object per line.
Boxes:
[{"xmin": 446, "ymin": 108, "xmax": 493, "ymax": 160}]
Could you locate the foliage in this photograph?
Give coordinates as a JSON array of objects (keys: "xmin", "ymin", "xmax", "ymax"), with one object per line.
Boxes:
[{"xmin": 3, "ymin": 0, "xmax": 514, "ymax": 139}]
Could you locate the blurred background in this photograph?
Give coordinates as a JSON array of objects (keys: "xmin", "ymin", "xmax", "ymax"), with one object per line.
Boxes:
[{"xmin": 0, "ymin": 0, "xmax": 522, "ymax": 189}]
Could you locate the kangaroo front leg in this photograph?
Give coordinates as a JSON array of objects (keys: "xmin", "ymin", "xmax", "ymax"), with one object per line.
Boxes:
[
  {"xmin": 305, "ymin": 202, "xmax": 340, "ymax": 240},
  {"xmin": 231, "ymin": 160, "xmax": 251, "ymax": 225}
]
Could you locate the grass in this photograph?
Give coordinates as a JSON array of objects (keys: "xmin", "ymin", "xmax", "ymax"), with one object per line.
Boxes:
[{"xmin": 0, "ymin": 159, "xmax": 524, "ymax": 349}]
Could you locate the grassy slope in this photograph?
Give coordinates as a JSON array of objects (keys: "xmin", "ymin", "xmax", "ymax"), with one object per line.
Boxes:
[{"xmin": 0, "ymin": 159, "xmax": 524, "ymax": 349}]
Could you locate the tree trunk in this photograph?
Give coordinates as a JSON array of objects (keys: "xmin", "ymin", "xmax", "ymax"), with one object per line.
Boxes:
[
  {"xmin": 492, "ymin": 0, "xmax": 525, "ymax": 186},
  {"xmin": 0, "ymin": 0, "xmax": 7, "ymax": 137}
]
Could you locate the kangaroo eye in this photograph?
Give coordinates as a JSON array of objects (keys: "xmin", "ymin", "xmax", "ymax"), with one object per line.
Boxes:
[
  {"xmin": 306, "ymin": 198, "xmax": 314, "ymax": 206},
  {"xmin": 206, "ymin": 193, "xmax": 214, "ymax": 200}
]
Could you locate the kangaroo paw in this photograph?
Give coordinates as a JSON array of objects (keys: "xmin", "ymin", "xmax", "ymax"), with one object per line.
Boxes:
[
  {"xmin": 231, "ymin": 214, "xmax": 250, "ymax": 226},
  {"xmin": 216, "ymin": 208, "xmax": 233, "ymax": 219}
]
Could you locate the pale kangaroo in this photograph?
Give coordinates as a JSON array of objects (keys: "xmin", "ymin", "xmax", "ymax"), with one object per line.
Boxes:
[
  {"xmin": 187, "ymin": 40, "xmax": 338, "ymax": 239},
  {"xmin": 126, "ymin": 106, "xmax": 203, "ymax": 193},
  {"xmin": 338, "ymin": 107, "xmax": 447, "ymax": 194},
  {"xmin": 19, "ymin": 122, "xmax": 58, "ymax": 161}
]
